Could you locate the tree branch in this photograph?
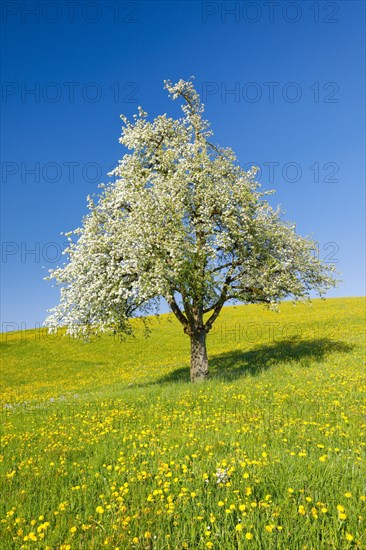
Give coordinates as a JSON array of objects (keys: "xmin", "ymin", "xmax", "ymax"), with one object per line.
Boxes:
[
  {"xmin": 203, "ymin": 258, "xmax": 243, "ymax": 330},
  {"xmin": 204, "ymin": 291, "xmax": 228, "ymax": 333},
  {"xmin": 208, "ymin": 261, "xmax": 233, "ymax": 275},
  {"xmin": 203, "ymin": 270, "xmax": 234, "ymax": 332},
  {"xmin": 180, "ymin": 288, "xmax": 195, "ymax": 326},
  {"xmin": 166, "ymin": 295, "xmax": 189, "ymax": 328}
]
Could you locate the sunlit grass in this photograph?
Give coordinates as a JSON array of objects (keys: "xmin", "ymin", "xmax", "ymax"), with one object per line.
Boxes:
[{"xmin": 1, "ymin": 297, "xmax": 365, "ymax": 549}]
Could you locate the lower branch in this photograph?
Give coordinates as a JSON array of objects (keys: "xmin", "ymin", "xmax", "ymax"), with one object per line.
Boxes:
[{"xmin": 167, "ymin": 295, "xmax": 189, "ymax": 329}]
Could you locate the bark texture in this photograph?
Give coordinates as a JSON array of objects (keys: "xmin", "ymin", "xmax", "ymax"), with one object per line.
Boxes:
[{"xmin": 190, "ymin": 330, "xmax": 208, "ymax": 382}]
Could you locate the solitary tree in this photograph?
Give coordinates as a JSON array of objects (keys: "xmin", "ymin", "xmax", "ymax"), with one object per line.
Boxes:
[{"xmin": 45, "ymin": 79, "xmax": 337, "ymax": 382}]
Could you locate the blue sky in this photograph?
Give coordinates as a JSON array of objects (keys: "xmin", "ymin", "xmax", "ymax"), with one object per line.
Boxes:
[{"xmin": 1, "ymin": 0, "xmax": 365, "ymax": 331}]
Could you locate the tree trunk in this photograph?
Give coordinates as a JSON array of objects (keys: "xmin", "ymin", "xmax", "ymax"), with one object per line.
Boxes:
[{"xmin": 190, "ymin": 330, "xmax": 208, "ymax": 382}]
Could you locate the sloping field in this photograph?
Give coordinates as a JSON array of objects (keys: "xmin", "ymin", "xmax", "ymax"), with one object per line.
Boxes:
[{"xmin": 1, "ymin": 297, "xmax": 365, "ymax": 549}]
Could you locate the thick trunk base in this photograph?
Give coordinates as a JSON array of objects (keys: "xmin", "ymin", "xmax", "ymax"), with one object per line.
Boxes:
[{"xmin": 190, "ymin": 331, "xmax": 208, "ymax": 382}]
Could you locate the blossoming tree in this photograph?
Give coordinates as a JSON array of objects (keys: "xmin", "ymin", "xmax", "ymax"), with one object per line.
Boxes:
[{"xmin": 45, "ymin": 79, "xmax": 337, "ymax": 382}]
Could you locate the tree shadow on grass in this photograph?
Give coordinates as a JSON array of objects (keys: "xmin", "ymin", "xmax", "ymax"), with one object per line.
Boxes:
[{"xmin": 155, "ymin": 338, "xmax": 354, "ymax": 384}]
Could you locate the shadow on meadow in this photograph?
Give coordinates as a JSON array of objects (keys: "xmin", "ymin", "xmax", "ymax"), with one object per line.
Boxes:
[{"xmin": 154, "ymin": 338, "xmax": 354, "ymax": 384}]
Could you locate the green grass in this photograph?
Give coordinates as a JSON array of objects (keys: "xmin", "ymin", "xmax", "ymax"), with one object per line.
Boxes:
[{"xmin": 1, "ymin": 297, "xmax": 365, "ymax": 549}]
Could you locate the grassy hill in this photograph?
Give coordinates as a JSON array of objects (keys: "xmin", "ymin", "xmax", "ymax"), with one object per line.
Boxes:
[{"xmin": 1, "ymin": 297, "xmax": 365, "ymax": 548}]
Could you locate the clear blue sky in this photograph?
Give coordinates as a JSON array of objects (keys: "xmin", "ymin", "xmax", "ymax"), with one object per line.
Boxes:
[{"xmin": 1, "ymin": 0, "xmax": 365, "ymax": 331}]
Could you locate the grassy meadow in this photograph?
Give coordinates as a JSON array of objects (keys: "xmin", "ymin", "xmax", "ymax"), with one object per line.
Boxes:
[{"xmin": 1, "ymin": 297, "xmax": 365, "ymax": 549}]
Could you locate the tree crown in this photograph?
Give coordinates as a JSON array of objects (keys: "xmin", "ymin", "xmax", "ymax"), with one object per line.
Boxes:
[{"xmin": 45, "ymin": 79, "xmax": 338, "ymax": 338}]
